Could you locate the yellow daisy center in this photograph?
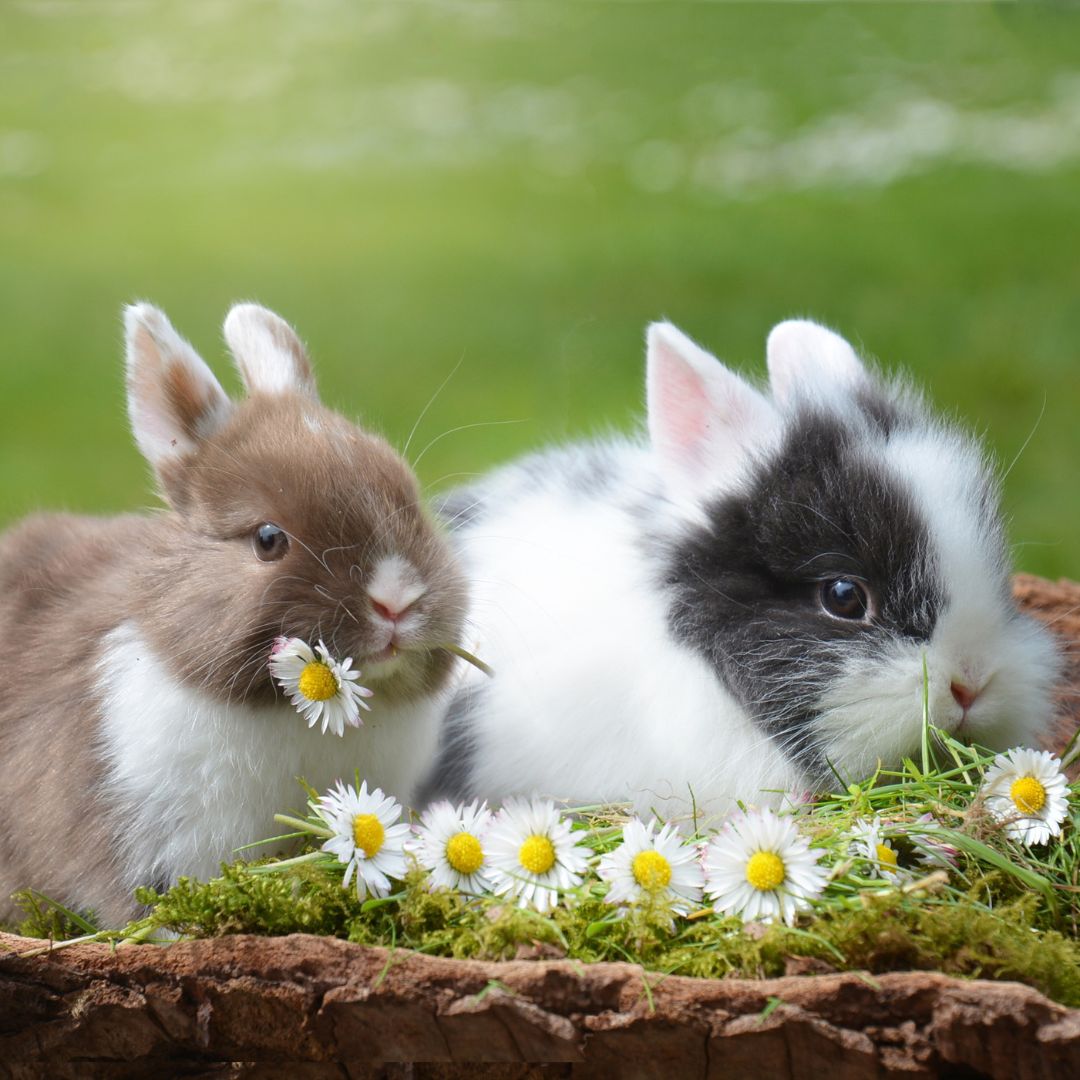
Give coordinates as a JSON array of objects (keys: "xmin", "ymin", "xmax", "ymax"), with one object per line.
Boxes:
[
  {"xmin": 298, "ymin": 660, "xmax": 339, "ymax": 702},
  {"xmin": 445, "ymin": 831, "xmax": 484, "ymax": 875},
  {"xmin": 631, "ymin": 849, "xmax": 673, "ymax": 892},
  {"xmin": 352, "ymin": 813, "xmax": 385, "ymax": 858},
  {"xmin": 745, "ymin": 850, "xmax": 785, "ymax": 892},
  {"xmin": 1010, "ymin": 776, "xmax": 1047, "ymax": 815},
  {"xmin": 875, "ymin": 843, "xmax": 898, "ymax": 870},
  {"xmin": 518, "ymin": 834, "xmax": 556, "ymax": 875}
]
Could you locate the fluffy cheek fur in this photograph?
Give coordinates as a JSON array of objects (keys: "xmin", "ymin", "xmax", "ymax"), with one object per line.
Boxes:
[{"xmin": 813, "ymin": 606, "xmax": 1061, "ymax": 782}]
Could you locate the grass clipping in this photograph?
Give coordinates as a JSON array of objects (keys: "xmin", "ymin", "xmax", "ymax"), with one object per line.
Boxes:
[{"xmin": 15, "ymin": 728, "xmax": 1080, "ymax": 1009}]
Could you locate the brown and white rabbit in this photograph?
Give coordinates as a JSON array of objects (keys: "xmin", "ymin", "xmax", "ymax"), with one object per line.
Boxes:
[
  {"xmin": 0, "ymin": 302, "xmax": 466, "ymax": 924},
  {"xmin": 422, "ymin": 319, "xmax": 1061, "ymax": 822}
]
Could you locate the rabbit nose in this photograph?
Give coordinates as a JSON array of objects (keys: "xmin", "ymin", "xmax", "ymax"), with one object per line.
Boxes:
[
  {"xmin": 950, "ymin": 680, "xmax": 980, "ymax": 712},
  {"xmin": 369, "ymin": 593, "xmax": 421, "ymax": 624},
  {"xmin": 365, "ymin": 555, "xmax": 426, "ymax": 625}
]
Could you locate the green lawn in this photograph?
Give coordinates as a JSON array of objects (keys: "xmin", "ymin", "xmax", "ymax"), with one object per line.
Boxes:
[{"xmin": 2, "ymin": 1, "xmax": 1078, "ymax": 577}]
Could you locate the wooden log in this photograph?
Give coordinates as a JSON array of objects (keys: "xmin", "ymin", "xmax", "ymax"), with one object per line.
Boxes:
[{"xmin": 2, "ymin": 930, "xmax": 1079, "ymax": 1077}]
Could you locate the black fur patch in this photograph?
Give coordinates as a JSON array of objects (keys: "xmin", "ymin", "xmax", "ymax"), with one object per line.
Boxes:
[
  {"xmin": 854, "ymin": 383, "xmax": 905, "ymax": 436},
  {"xmin": 414, "ymin": 684, "xmax": 484, "ymax": 807},
  {"xmin": 664, "ymin": 407, "xmax": 942, "ymax": 777}
]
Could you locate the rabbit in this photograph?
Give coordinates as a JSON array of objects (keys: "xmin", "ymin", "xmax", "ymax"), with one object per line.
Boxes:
[
  {"xmin": 0, "ymin": 302, "xmax": 467, "ymax": 925},
  {"xmin": 419, "ymin": 319, "xmax": 1061, "ymax": 823}
]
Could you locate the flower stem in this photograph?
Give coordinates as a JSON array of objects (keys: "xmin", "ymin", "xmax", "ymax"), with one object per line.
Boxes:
[
  {"xmin": 274, "ymin": 813, "xmax": 333, "ymax": 839},
  {"xmin": 438, "ymin": 643, "xmax": 494, "ymax": 677},
  {"xmin": 246, "ymin": 849, "xmax": 329, "ymax": 873}
]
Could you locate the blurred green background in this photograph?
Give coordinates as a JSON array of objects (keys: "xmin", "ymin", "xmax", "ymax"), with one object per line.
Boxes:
[{"xmin": 1, "ymin": 1, "xmax": 1078, "ymax": 577}]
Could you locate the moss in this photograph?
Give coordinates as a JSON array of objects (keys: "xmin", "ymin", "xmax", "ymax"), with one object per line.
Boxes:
[
  {"xmin": 113, "ymin": 861, "xmax": 1080, "ymax": 1008},
  {"xmin": 12, "ymin": 890, "xmax": 97, "ymax": 942},
  {"xmin": 132, "ymin": 862, "xmax": 364, "ymax": 940},
  {"xmin": 797, "ymin": 893, "xmax": 1080, "ymax": 1006}
]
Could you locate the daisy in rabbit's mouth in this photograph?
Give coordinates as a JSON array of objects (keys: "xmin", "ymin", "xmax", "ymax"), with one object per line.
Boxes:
[{"xmin": 270, "ymin": 637, "xmax": 374, "ymax": 736}]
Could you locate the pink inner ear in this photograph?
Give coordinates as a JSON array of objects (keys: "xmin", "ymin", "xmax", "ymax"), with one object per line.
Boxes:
[{"xmin": 653, "ymin": 347, "xmax": 710, "ymax": 469}]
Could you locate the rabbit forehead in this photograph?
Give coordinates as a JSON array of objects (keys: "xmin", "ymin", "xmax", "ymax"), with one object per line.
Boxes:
[{"xmin": 182, "ymin": 395, "xmax": 420, "ymax": 534}]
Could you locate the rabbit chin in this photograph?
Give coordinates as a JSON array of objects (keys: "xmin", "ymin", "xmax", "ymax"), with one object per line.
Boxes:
[
  {"xmin": 360, "ymin": 645, "xmax": 456, "ymax": 707},
  {"xmin": 811, "ymin": 604, "xmax": 1060, "ymax": 784}
]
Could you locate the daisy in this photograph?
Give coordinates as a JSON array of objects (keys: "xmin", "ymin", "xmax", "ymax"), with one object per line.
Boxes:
[
  {"xmin": 412, "ymin": 799, "xmax": 496, "ymax": 895},
  {"xmin": 485, "ymin": 798, "xmax": 590, "ymax": 914},
  {"xmin": 270, "ymin": 636, "xmax": 373, "ymax": 736},
  {"xmin": 703, "ymin": 808, "xmax": 828, "ymax": 926},
  {"xmin": 850, "ymin": 815, "xmax": 905, "ymax": 882},
  {"xmin": 597, "ymin": 817, "xmax": 704, "ymax": 914},
  {"xmin": 316, "ymin": 780, "xmax": 411, "ymax": 900},
  {"xmin": 981, "ymin": 747, "xmax": 1069, "ymax": 846}
]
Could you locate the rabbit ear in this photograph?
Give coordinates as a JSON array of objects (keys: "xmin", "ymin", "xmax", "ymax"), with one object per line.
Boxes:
[
  {"xmin": 646, "ymin": 321, "xmax": 778, "ymax": 495},
  {"xmin": 766, "ymin": 319, "xmax": 865, "ymax": 407},
  {"xmin": 223, "ymin": 303, "xmax": 318, "ymax": 399},
  {"xmin": 125, "ymin": 303, "xmax": 232, "ymax": 472}
]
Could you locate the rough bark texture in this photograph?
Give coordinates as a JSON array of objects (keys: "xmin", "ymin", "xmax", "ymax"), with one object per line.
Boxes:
[
  {"xmin": 3, "ymin": 930, "xmax": 1080, "ymax": 1078},
  {"xmin": 1, "ymin": 574, "xmax": 1078, "ymax": 1077}
]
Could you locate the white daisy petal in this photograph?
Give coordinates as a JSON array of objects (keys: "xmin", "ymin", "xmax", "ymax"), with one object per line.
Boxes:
[
  {"xmin": 597, "ymin": 817, "xmax": 704, "ymax": 916},
  {"xmin": 315, "ymin": 780, "xmax": 409, "ymax": 900},
  {"xmin": 850, "ymin": 815, "xmax": 907, "ymax": 882},
  {"xmin": 485, "ymin": 798, "xmax": 590, "ymax": 913},
  {"xmin": 981, "ymin": 747, "xmax": 1069, "ymax": 846},
  {"xmin": 909, "ymin": 812, "xmax": 960, "ymax": 870},
  {"xmin": 270, "ymin": 636, "xmax": 374, "ymax": 735},
  {"xmin": 413, "ymin": 799, "xmax": 496, "ymax": 895},
  {"xmin": 703, "ymin": 808, "xmax": 828, "ymax": 927}
]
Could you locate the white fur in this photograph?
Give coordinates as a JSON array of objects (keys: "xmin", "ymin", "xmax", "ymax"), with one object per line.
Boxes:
[
  {"xmin": 367, "ymin": 554, "xmax": 427, "ymax": 623},
  {"xmin": 96, "ymin": 622, "xmax": 447, "ymax": 897},
  {"xmin": 224, "ymin": 302, "xmax": 318, "ymax": 399},
  {"xmin": 880, "ymin": 428, "xmax": 1055, "ymax": 747},
  {"xmin": 766, "ymin": 319, "xmax": 864, "ymax": 408},
  {"xmin": 451, "ymin": 445, "xmax": 805, "ymax": 822},
  {"xmin": 813, "ymin": 597, "xmax": 1058, "ymax": 785}
]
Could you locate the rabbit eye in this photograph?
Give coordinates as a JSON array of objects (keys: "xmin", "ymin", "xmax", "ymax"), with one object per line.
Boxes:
[
  {"xmin": 253, "ymin": 523, "xmax": 289, "ymax": 562},
  {"xmin": 820, "ymin": 578, "xmax": 871, "ymax": 621}
]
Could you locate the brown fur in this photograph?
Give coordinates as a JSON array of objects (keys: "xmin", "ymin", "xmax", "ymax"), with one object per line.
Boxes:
[
  {"xmin": 0, "ymin": 310, "xmax": 466, "ymax": 926},
  {"xmin": 0, "ymin": 514, "xmax": 152, "ymax": 924}
]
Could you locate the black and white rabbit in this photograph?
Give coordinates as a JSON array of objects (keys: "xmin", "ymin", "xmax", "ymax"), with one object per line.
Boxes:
[{"xmin": 421, "ymin": 319, "xmax": 1060, "ymax": 820}]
